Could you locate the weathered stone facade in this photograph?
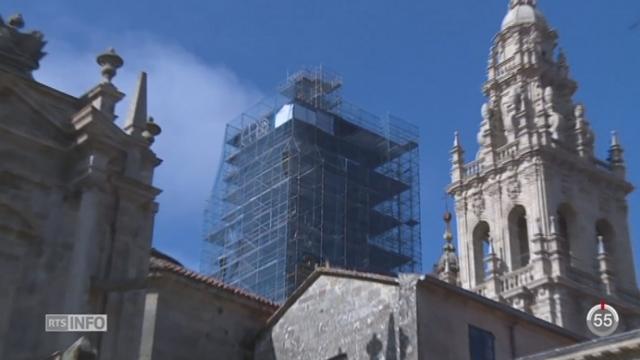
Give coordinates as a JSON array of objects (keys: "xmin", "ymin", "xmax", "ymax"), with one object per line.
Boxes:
[
  {"xmin": 255, "ymin": 268, "xmax": 582, "ymax": 360},
  {"xmin": 447, "ymin": 0, "xmax": 640, "ymax": 337},
  {"xmin": 0, "ymin": 14, "xmax": 162, "ymax": 359}
]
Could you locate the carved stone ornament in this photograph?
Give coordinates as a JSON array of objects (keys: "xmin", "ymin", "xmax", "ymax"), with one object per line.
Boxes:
[
  {"xmin": 506, "ymin": 178, "xmax": 521, "ymax": 200},
  {"xmin": 0, "ymin": 14, "xmax": 47, "ymax": 77},
  {"xmin": 471, "ymin": 192, "xmax": 486, "ymax": 217}
]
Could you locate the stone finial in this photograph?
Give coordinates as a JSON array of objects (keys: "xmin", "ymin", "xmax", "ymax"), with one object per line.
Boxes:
[
  {"xmin": 608, "ymin": 131, "xmax": 625, "ymax": 177},
  {"xmin": 574, "ymin": 104, "xmax": 585, "ymax": 120},
  {"xmin": 451, "ymin": 131, "xmax": 464, "ymax": 160},
  {"xmin": 436, "ymin": 210, "xmax": 460, "ymax": 285},
  {"xmin": 557, "ymin": 48, "xmax": 567, "ymax": 62},
  {"xmin": 453, "ymin": 131, "xmax": 461, "ymax": 148},
  {"xmin": 142, "ymin": 117, "xmax": 162, "ymax": 145},
  {"xmin": 574, "ymin": 104, "xmax": 594, "ymax": 158},
  {"xmin": 557, "ymin": 49, "xmax": 570, "ymax": 77},
  {"xmin": 451, "ymin": 131, "xmax": 465, "ymax": 182},
  {"xmin": 8, "ymin": 14, "xmax": 24, "ymax": 29},
  {"xmin": 96, "ymin": 48, "xmax": 123, "ymax": 83},
  {"xmin": 611, "ymin": 131, "xmax": 620, "ymax": 147}
]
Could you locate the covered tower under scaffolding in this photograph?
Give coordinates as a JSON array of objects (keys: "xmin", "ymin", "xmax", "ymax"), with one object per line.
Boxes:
[{"xmin": 202, "ymin": 68, "xmax": 421, "ymax": 302}]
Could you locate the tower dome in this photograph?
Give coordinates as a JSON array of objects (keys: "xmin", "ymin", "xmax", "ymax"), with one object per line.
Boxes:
[{"xmin": 501, "ymin": 1, "xmax": 547, "ymax": 30}]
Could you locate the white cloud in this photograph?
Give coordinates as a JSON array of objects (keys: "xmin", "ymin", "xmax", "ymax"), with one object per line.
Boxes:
[{"xmin": 36, "ymin": 34, "xmax": 262, "ymax": 269}]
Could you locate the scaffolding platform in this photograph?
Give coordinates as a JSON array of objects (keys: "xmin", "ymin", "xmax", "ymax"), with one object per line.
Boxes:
[{"xmin": 202, "ymin": 67, "xmax": 422, "ymax": 303}]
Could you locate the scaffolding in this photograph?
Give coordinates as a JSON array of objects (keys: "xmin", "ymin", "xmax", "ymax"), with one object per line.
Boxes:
[{"xmin": 202, "ymin": 68, "xmax": 421, "ymax": 303}]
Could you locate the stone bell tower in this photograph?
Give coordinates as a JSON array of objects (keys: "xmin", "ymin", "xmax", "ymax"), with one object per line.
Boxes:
[{"xmin": 447, "ymin": 0, "xmax": 640, "ymax": 336}]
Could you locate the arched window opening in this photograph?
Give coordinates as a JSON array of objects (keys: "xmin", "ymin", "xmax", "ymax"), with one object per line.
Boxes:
[
  {"xmin": 473, "ymin": 221, "xmax": 491, "ymax": 284},
  {"xmin": 557, "ymin": 204, "xmax": 576, "ymax": 266},
  {"xmin": 517, "ymin": 215, "xmax": 529, "ymax": 266},
  {"xmin": 509, "ymin": 206, "xmax": 530, "ymax": 269}
]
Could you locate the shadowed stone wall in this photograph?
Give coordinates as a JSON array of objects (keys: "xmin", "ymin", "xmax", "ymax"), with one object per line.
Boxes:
[{"xmin": 254, "ymin": 274, "xmax": 419, "ymax": 360}]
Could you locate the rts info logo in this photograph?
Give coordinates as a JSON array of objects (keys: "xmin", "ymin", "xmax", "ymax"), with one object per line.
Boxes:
[{"xmin": 45, "ymin": 314, "xmax": 108, "ymax": 332}]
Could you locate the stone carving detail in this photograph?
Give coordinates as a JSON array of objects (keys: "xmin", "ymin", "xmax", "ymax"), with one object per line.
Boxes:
[
  {"xmin": 471, "ymin": 192, "xmax": 486, "ymax": 217},
  {"xmin": 506, "ymin": 178, "xmax": 521, "ymax": 200},
  {"xmin": 536, "ymin": 287, "xmax": 548, "ymax": 300},
  {"xmin": 486, "ymin": 184, "xmax": 500, "ymax": 198},
  {"xmin": 0, "ymin": 14, "xmax": 47, "ymax": 77}
]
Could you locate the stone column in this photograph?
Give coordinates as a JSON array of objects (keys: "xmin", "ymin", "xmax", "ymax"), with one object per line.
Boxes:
[
  {"xmin": 61, "ymin": 154, "xmax": 108, "ymax": 349},
  {"xmin": 138, "ymin": 292, "xmax": 159, "ymax": 360},
  {"xmin": 483, "ymin": 246, "xmax": 503, "ymax": 299}
]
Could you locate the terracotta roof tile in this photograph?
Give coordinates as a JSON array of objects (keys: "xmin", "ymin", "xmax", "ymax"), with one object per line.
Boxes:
[{"xmin": 148, "ymin": 253, "xmax": 279, "ymax": 310}]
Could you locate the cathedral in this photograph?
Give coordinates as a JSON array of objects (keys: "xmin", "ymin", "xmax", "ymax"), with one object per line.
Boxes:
[{"xmin": 0, "ymin": 1, "xmax": 639, "ymax": 359}]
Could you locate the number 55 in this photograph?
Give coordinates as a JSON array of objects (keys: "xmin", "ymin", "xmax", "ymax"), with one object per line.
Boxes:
[{"xmin": 594, "ymin": 313, "xmax": 613, "ymax": 327}]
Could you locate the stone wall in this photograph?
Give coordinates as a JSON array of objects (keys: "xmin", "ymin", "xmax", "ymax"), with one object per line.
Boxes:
[
  {"xmin": 255, "ymin": 270, "xmax": 582, "ymax": 360},
  {"xmin": 416, "ymin": 280, "xmax": 579, "ymax": 360},
  {"xmin": 141, "ymin": 258, "xmax": 276, "ymax": 360},
  {"xmin": 254, "ymin": 274, "xmax": 416, "ymax": 360}
]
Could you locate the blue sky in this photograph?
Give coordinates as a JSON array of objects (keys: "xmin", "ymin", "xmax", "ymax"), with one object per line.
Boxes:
[{"xmin": 5, "ymin": 0, "xmax": 640, "ymax": 279}]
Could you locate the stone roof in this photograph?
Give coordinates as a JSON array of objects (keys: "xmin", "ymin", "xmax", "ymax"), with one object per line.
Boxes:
[
  {"xmin": 148, "ymin": 249, "xmax": 278, "ymax": 310},
  {"xmin": 517, "ymin": 329, "xmax": 640, "ymax": 360}
]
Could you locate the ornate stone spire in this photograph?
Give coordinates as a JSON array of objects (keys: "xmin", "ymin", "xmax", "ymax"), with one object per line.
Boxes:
[
  {"xmin": 450, "ymin": 131, "xmax": 465, "ymax": 183},
  {"xmin": 436, "ymin": 210, "xmax": 459, "ymax": 285},
  {"xmin": 124, "ymin": 72, "xmax": 149, "ymax": 138},
  {"xmin": 0, "ymin": 13, "xmax": 46, "ymax": 78},
  {"xmin": 124, "ymin": 71, "xmax": 161, "ymax": 144},
  {"xmin": 574, "ymin": 104, "xmax": 594, "ymax": 159}
]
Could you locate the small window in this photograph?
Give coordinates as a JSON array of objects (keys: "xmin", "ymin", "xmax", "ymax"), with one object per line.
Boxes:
[{"xmin": 469, "ymin": 325, "xmax": 495, "ymax": 360}]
